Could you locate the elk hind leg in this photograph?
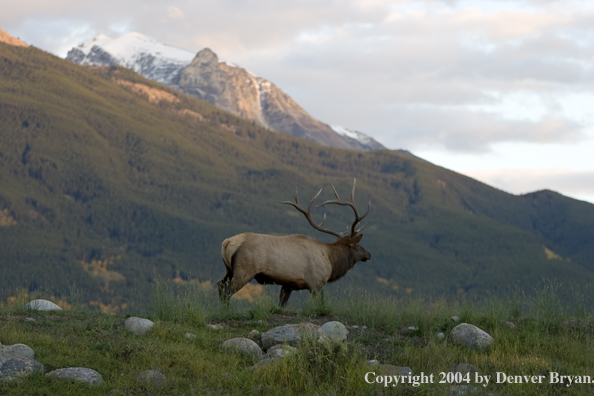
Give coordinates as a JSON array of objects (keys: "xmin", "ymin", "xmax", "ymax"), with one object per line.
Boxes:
[
  {"xmin": 279, "ymin": 286, "xmax": 293, "ymax": 308},
  {"xmin": 217, "ymin": 264, "xmax": 233, "ymax": 304}
]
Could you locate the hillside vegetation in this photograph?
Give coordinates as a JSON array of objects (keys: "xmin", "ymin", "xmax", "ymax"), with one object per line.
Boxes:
[{"xmin": 1, "ymin": 42, "xmax": 593, "ymax": 308}]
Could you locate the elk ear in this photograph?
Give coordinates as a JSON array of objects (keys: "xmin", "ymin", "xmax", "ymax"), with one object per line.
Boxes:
[{"xmin": 352, "ymin": 234, "xmax": 363, "ymax": 244}]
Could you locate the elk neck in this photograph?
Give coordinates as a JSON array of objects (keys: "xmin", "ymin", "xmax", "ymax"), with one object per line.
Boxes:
[{"xmin": 327, "ymin": 237, "xmax": 357, "ymax": 283}]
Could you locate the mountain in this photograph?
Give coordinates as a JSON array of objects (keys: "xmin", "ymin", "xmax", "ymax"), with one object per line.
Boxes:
[
  {"xmin": 66, "ymin": 32, "xmax": 195, "ymax": 85},
  {"xmin": 0, "ymin": 28, "xmax": 27, "ymax": 48},
  {"xmin": 2, "ymin": 41, "xmax": 594, "ymax": 310},
  {"xmin": 66, "ymin": 32, "xmax": 385, "ymax": 151}
]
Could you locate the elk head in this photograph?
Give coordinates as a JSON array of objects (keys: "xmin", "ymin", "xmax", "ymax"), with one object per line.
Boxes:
[{"xmin": 280, "ymin": 177, "xmax": 371, "ymax": 263}]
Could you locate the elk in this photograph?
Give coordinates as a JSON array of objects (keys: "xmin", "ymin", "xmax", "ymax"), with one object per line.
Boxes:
[{"xmin": 217, "ymin": 178, "xmax": 371, "ymax": 307}]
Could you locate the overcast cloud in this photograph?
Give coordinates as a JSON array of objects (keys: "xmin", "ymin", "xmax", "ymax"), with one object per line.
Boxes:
[{"xmin": 2, "ymin": 0, "xmax": 593, "ymax": 202}]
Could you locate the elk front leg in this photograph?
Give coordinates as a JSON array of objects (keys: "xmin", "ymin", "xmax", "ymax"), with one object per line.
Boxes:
[{"xmin": 279, "ymin": 286, "xmax": 293, "ymax": 307}]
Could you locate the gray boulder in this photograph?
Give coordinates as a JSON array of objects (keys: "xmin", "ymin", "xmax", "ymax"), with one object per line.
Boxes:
[
  {"xmin": 0, "ymin": 344, "xmax": 35, "ymax": 360},
  {"xmin": 222, "ymin": 337, "xmax": 263, "ymax": 358},
  {"xmin": 46, "ymin": 367, "xmax": 105, "ymax": 386},
  {"xmin": 25, "ymin": 299, "xmax": 62, "ymax": 311},
  {"xmin": 451, "ymin": 323, "xmax": 493, "ymax": 350},
  {"xmin": 318, "ymin": 321, "xmax": 348, "ymax": 341},
  {"xmin": 124, "ymin": 317, "xmax": 154, "ymax": 335},
  {"xmin": 137, "ymin": 370, "xmax": 166, "ymax": 389},
  {"xmin": 0, "ymin": 357, "xmax": 44, "ymax": 380},
  {"xmin": 261, "ymin": 323, "xmax": 318, "ymax": 350}
]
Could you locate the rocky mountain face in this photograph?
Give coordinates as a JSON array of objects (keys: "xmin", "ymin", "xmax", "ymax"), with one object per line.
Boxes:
[{"xmin": 66, "ymin": 33, "xmax": 385, "ymax": 151}]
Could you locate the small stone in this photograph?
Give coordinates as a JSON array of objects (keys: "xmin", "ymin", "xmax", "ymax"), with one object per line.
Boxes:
[
  {"xmin": 261, "ymin": 323, "xmax": 318, "ymax": 350},
  {"xmin": 208, "ymin": 324, "xmax": 224, "ymax": 330},
  {"xmin": 0, "ymin": 344, "xmax": 35, "ymax": 360},
  {"xmin": 450, "ymin": 363, "xmax": 479, "ymax": 375},
  {"xmin": 222, "ymin": 337, "xmax": 263, "ymax": 358},
  {"xmin": 437, "ymin": 332, "xmax": 445, "ymax": 339},
  {"xmin": 46, "ymin": 367, "xmax": 105, "ymax": 386},
  {"xmin": 0, "ymin": 357, "xmax": 44, "ymax": 379},
  {"xmin": 124, "ymin": 317, "xmax": 154, "ymax": 335},
  {"xmin": 506, "ymin": 321, "xmax": 517, "ymax": 329},
  {"xmin": 362, "ymin": 325, "xmax": 368, "ymax": 329},
  {"xmin": 25, "ymin": 299, "xmax": 62, "ymax": 311},
  {"xmin": 267, "ymin": 344, "xmax": 298, "ymax": 358},
  {"xmin": 184, "ymin": 333, "xmax": 197, "ymax": 340},
  {"xmin": 351, "ymin": 325, "xmax": 359, "ymax": 329},
  {"xmin": 24, "ymin": 317, "xmax": 36, "ymax": 322},
  {"xmin": 137, "ymin": 370, "xmax": 166, "ymax": 389},
  {"xmin": 451, "ymin": 384, "xmax": 481, "ymax": 395},
  {"xmin": 451, "ymin": 323, "xmax": 493, "ymax": 350},
  {"xmin": 367, "ymin": 359, "xmax": 380, "ymax": 366},
  {"xmin": 451, "ymin": 316, "xmax": 460, "ymax": 323},
  {"xmin": 318, "ymin": 321, "xmax": 349, "ymax": 341},
  {"xmin": 248, "ymin": 329, "xmax": 261, "ymax": 342},
  {"xmin": 379, "ymin": 364, "xmax": 412, "ymax": 376}
]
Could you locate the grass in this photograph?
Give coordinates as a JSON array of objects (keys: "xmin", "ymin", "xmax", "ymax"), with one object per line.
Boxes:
[{"xmin": 2, "ymin": 282, "xmax": 594, "ymax": 395}]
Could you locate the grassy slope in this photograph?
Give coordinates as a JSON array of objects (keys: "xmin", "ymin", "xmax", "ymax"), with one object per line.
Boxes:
[{"xmin": 0, "ymin": 42, "xmax": 593, "ymax": 306}]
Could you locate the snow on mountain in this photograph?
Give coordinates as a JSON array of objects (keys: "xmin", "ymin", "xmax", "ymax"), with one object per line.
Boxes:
[
  {"xmin": 66, "ymin": 32, "xmax": 390, "ymax": 151},
  {"xmin": 66, "ymin": 32, "xmax": 195, "ymax": 84},
  {"xmin": 331, "ymin": 125, "xmax": 385, "ymax": 150}
]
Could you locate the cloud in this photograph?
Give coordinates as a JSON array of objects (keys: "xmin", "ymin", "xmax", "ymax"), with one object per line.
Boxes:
[
  {"xmin": 1, "ymin": 0, "xmax": 593, "ymax": 155},
  {"xmin": 463, "ymin": 167, "xmax": 594, "ymax": 201}
]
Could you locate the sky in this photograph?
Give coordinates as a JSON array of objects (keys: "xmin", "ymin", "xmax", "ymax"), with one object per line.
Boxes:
[{"xmin": 2, "ymin": 0, "xmax": 593, "ymax": 204}]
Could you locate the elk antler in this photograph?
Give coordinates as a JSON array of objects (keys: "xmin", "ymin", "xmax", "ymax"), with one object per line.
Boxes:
[
  {"xmin": 280, "ymin": 187, "xmax": 344, "ymax": 238},
  {"xmin": 316, "ymin": 178, "xmax": 370, "ymax": 237}
]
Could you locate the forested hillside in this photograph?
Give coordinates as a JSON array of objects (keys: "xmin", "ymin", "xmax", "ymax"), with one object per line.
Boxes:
[{"xmin": 1, "ymin": 42, "xmax": 593, "ymax": 309}]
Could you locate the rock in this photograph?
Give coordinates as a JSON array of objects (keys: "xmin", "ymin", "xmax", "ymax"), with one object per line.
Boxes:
[
  {"xmin": 124, "ymin": 317, "xmax": 154, "ymax": 335},
  {"xmin": 137, "ymin": 370, "xmax": 166, "ymax": 389},
  {"xmin": 451, "ymin": 316, "xmax": 460, "ymax": 323},
  {"xmin": 506, "ymin": 321, "xmax": 517, "ymax": 329},
  {"xmin": 222, "ymin": 337, "xmax": 263, "ymax": 358},
  {"xmin": 46, "ymin": 367, "xmax": 105, "ymax": 386},
  {"xmin": 450, "ymin": 363, "xmax": 479, "ymax": 375},
  {"xmin": 252, "ymin": 357, "xmax": 278, "ymax": 369},
  {"xmin": 318, "ymin": 321, "xmax": 348, "ymax": 341},
  {"xmin": 207, "ymin": 324, "xmax": 223, "ymax": 330},
  {"xmin": 0, "ymin": 357, "xmax": 44, "ymax": 379},
  {"xmin": 261, "ymin": 323, "xmax": 318, "ymax": 350},
  {"xmin": 437, "ymin": 332, "xmax": 445, "ymax": 339},
  {"xmin": 367, "ymin": 359, "xmax": 380, "ymax": 366},
  {"xmin": 379, "ymin": 364, "xmax": 413, "ymax": 376},
  {"xmin": 25, "ymin": 299, "xmax": 62, "ymax": 311},
  {"xmin": 451, "ymin": 323, "xmax": 493, "ymax": 350},
  {"xmin": 0, "ymin": 344, "xmax": 35, "ymax": 360},
  {"xmin": 248, "ymin": 329, "xmax": 263, "ymax": 347},
  {"xmin": 24, "ymin": 317, "xmax": 36, "ymax": 322},
  {"xmin": 451, "ymin": 384, "xmax": 481, "ymax": 395},
  {"xmin": 267, "ymin": 344, "xmax": 298, "ymax": 358},
  {"xmin": 184, "ymin": 333, "xmax": 197, "ymax": 340},
  {"xmin": 351, "ymin": 325, "xmax": 359, "ymax": 329}
]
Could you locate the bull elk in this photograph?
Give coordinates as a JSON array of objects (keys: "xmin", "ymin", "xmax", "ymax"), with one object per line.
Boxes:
[{"xmin": 217, "ymin": 178, "xmax": 371, "ymax": 307}]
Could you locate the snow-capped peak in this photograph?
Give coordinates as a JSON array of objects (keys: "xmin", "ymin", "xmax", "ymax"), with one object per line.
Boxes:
[
  {"xmin": 67, "ymin": 32, "xmax": 195, "ymax": 84},
  {"xmin": 331, "ymin": 125, "xmax": 374, "ymax": 145}
]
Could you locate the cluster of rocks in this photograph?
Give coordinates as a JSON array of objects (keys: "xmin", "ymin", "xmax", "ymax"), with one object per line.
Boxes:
[
  {"xmin": 221, "ymin": 321, "xmax": 349, "ymax": 365},
  {"xmin": 3, "ymin": 299, "xmax": 498, "ymax": 395},
  {"xmin": 0, "ymin": 341, "xmax": 104, "ymax": 385},
  {"xmin": 1, "ymin": 300, "xmax": 166, "ymax": 391}
]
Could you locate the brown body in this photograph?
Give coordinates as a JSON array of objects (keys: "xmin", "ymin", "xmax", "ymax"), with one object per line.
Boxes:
[{"xmin": 217, "ymin": 178, "xmax": 371, "ymax": 307}]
